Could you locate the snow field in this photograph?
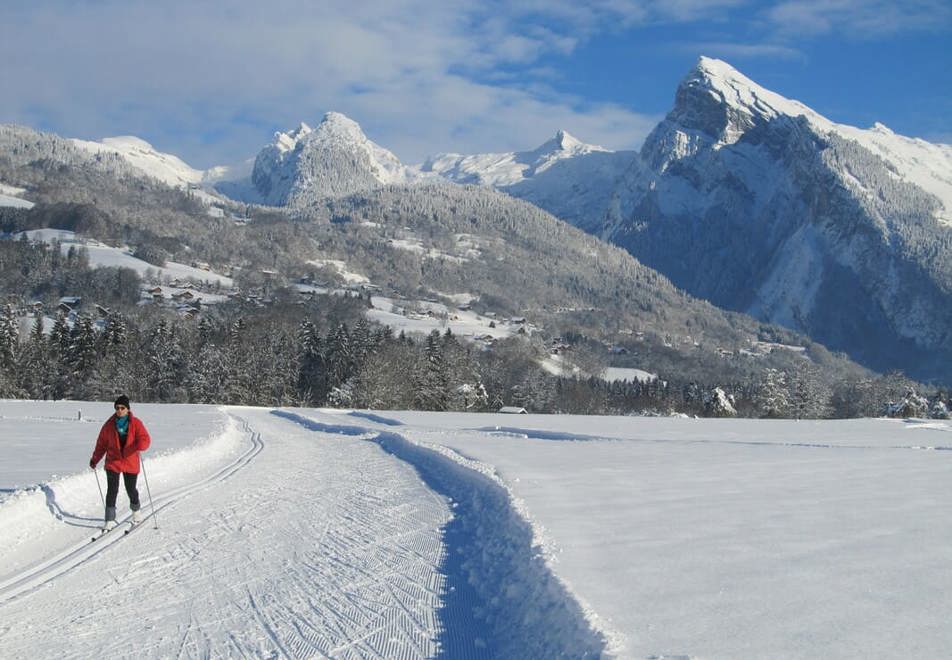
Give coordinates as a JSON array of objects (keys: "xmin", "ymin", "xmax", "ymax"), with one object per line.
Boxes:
[
  {"xmin": 2, "ymin": 403, "xmax": 951, "ymax": 659},
  {"xmin": 275, "ymin": 408, "xmax": 609, "ymax": 656},
  {"xmin": 376, "ymin": 413, "xmax": 952, "ymax": 659},
  {"xmin": 0, "ymin": 408, "xmax": 459, "ymax": 658}
]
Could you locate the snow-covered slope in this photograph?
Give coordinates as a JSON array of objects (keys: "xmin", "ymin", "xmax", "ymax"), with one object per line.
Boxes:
[
  {"xmin": 18, "ymin": 229, "xmax": 233, "ymax": 287},
  {"xmin": 2, "ymin": 401, "xmax": 950, "ymax": 658},
  {"xmin": 418, "ymin": 131, "xmax": 635, "ymax": 232},
  {"xmin": 247, "ymin": 112, "xmax": 422, "ymax": 206},
  {"xmin": 72, "ymin": 135, "xmax": 205, "ymax": 188},
  {"xmin": 420, "ymin": 130, "xmax": 608, "ymax": 186},
  {"xmin": 70, "ymin": 134, "xmax": 233, "ymax": 210},
  {"xmin": 0, "ymin": 183, "xmax": 34, "ymax": 209}
]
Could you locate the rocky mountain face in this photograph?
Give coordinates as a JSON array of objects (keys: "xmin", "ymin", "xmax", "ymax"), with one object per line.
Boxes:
[
  {"xmin": 407, "ymin": 58, "xmax": 952, "ymax": 381},
  {"xmin": 243, "ymin": 112, "xmax": 419, "ymax": 207},
  {"xmin": 2, "ymin": 122, "xmax": 851, "ymax": 390},
  {"xmin": 8, "ymin": 56, "xmax": 950, "ymax": 382},
  {"xmin": 598, "ymin": 58, "xmax": 952, "ymax": 381}
]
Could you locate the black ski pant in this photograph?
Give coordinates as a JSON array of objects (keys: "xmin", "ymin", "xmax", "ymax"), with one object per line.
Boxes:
[{"xmin": 105, "ymin": 469, "xmax": 141, "ymax": 511}]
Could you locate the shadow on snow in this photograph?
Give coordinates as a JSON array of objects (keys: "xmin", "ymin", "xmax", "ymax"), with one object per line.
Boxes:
[{"xmin": 273, "ymin": 409, "xmax": 607, "ymax": 659}]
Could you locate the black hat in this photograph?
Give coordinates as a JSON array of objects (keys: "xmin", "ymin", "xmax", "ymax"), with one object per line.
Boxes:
[{"xmin": 114, "ymin": 395, "xmax": 131, "ymax": 409}]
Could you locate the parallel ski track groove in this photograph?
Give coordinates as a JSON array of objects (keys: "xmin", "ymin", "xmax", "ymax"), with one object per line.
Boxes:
[{"xmin": 0, "ymin": 416, "xmax": 263, "ymax": 604}]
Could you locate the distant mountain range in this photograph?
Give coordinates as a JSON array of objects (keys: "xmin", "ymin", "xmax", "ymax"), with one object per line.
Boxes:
[{"xmin": 3, "ymin": 57, "xmax": 950, "ymax": 382}]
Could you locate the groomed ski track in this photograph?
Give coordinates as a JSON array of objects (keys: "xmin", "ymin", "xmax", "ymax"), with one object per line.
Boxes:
[{"xmin": 0, "ymin": 407, "xmax": 607, "ymax": 658}]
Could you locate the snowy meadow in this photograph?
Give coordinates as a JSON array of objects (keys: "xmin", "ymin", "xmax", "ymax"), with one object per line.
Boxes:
[{"xmin": 0, "ymin": 400, "xmax": 949, "ymax": 658}]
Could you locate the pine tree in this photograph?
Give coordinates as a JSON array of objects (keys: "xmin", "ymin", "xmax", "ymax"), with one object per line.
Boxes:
[
  {"xmin": 325, "ymin": 323, "xmax": 353, "ymax": 392},
  {"xmin": 16, "ymin": 311, "xmax": 48, "ymax": 398},
  {"xmin": 0, "ymin": 304, "xmax": 19, "ymax": 394},
  {"xmin": 67, "ymin": 314, "xmax": 98, "ymax": 399},
  {"xmin": 96, "ymin": 311, "xmax": 132, "ymax": 400},
  {"xmin": 47, "ymin": 312, "xmax": 72, "ymax": 399},
  {"xmin": 0, "ymin": 304, "xmax": 17, "ymax": 368},
  {"xmin": 0, "ymin": 304, "xmax": 19, "ymax": 397},
  {"xmin": 413, "ymin": 330, "xmax": 448, "ymax": 410},
  {"xmin": 188, "ymin": 344, "xmax": 227, "ymax": 403},
  {"xmin": 258, "ymin": 326, "xmax": 296, "ymax": 406},
  {"xmin": 145, "ymin": 320, "xmax": 186, "ymax": 402},
  {"xmin": 296, "ymin": 320, "xmax": 326, "ymax": 405},
  {"xmin": 223, "ymin": 318, "xmax": 251, "ymax": 404},
  {"xmin": 441, "ymin": 330, "xmax": 488, "ymax": 410},
  {"xmin": 757, "ymin": 368, "xmax": 790, "ymax": 418}
]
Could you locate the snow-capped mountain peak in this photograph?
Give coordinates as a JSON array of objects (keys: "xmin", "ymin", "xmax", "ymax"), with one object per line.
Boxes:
[
  {"xmin": 661, "ymin": 56, "xmax": 824, "ymax": 152},
  {"xmin": 602, "ymin": 57, "xmax": 952, "ymax": 381},
  {"xmin": 690, "ymin": 56, "xmax": 820, "ymax": 125},
  {"xmin": 313, "ymin": 111, "xmax": 363, "ymax": 140},
  {"xmin": 645, "ymin": 56, "xmax": 952, "ymax": 226},
  {"xmin": 72, "ymin": 134, "xmax": 205, "ymax": 187},
  {"xmin": 541, "ymin": 129, "xmax": 589, "ymax": 153},
  {"xmin": 418, "ymin": 130, "xmax": 610, "ymax": 187},
  {"xmin": 248, "ymin": 112, "xmax": 415, "ymax": 206},
  {"xmin": 274, "ymin": 122, "xmax": 313, "ymax": 152}
]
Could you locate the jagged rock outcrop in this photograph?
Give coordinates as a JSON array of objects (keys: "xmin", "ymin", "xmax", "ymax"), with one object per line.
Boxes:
[
  {"xmin": 599, "ymin": 57, "xmax": 952, "ymax": 380},
  {"xmin": 248, "ymin": 112, "xmax": 417, "ymax": 206}
]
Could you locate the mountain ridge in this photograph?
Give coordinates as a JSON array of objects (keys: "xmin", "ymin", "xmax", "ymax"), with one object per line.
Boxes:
[{"xmin": 4, "ymin": 56, "xmax": 950, "ymax": 382}]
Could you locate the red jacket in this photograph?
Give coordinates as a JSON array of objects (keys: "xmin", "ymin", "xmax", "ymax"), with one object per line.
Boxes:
[{"xmin": 91, "ymin": 413, "xmax": 151, "ymax": 474}]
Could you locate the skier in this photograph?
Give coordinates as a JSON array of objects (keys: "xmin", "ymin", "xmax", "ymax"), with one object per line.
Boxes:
[{"xmin": 89, "ymin": 395, "xmax": 151, "ymax": 531}]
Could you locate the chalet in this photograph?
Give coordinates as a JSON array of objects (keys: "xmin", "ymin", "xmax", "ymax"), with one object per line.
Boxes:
[
  {"xmin": 147, "ymin": 287, "xmax": 165, "ymax": 302},
  {"xmin": 95, "ymin": 304, "xmax": 110, "ymax": 317},
  {"xmin": 498, "ymin": 406, "xmax": 528, "ymax": 414},
  {"xmin": 58, "ymin": 296, "xmax": 81, "ymax": 313}
]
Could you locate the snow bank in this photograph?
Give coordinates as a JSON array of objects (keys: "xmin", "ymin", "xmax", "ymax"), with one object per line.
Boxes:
[
  {"xmin": 373, "ymin": 431, "xmax": 610, "ymax": 658},
  {"xmin": 274, "ymin": 408, "xmax": 609, "ymax": 656}
]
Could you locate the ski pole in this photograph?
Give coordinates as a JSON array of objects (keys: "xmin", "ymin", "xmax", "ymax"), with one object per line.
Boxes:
[
  {"xmin": 92, "ymin": 465, "xmax": 105, "ymax": 510},
  {"xmin": 140, "ymin": 456, "xmax": 159, "ymax": 529}
]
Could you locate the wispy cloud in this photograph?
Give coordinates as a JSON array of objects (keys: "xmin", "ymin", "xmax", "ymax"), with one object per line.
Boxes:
[
  {"xmin": 681, "ymin": 41, "xmax": 804, "ymax": 60},
  {"xmin": 0, "ymin": 1, "xmax": 947, "ymax": 168},
  {"xmin": 766, "ymin": 0, "xmax": 952, "ymax": 38},
  {"xmin": 0, "ymin": 0, "xmax": 665, "ymax": 166}
]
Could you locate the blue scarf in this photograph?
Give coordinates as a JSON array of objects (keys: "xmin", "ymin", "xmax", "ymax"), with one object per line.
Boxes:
[{"xmin": 116, "ymin": 415, "xmax": 130, "ymax": 444}]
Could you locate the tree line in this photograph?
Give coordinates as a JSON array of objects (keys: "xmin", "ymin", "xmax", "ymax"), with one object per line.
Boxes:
[{"xmin": 0, "ymin": 299, "xmax": 947, "ymax": 419}]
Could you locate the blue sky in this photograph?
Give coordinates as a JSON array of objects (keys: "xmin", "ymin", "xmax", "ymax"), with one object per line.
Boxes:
[{"xmin": 1, "ymin": 1, "xmax": 949, "ymax": 169}]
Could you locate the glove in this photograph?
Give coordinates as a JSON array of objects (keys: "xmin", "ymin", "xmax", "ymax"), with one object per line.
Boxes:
[{"xmin": 89, "ymin": 459, "xmax": 96, "ymax": 469}]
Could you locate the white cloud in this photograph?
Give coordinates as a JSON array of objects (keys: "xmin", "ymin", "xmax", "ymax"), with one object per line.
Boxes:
[
  {"xmin": 766, "ymin": 0, "xmax": 952, "ymax": 38},
  {"xmin": 685, "ymin": 41, "xmax": 804, "ymax": 60},
  {"xmin": 0, "ymin": 0, "xmax": 667, "ymax": 167},
  {"xmin": 1, "ymin": 1, "xmax": 946, "ymax": 169}
]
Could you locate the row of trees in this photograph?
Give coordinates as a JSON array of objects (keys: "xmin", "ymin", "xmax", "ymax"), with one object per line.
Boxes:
[{"xmin": 1, "ymin": 301, "xmax": 947, "ymax": 418}]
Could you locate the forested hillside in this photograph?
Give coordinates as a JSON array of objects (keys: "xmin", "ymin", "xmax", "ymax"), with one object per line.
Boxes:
[{"xmin": 3, "ymin": 124, "xmax": 943, "ymax": 418}]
